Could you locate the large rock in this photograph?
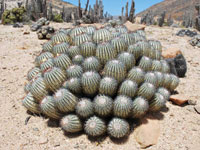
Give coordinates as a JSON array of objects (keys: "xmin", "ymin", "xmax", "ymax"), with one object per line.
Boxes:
[
  {"xmin": 134, "ymin": 115, "xmax": 160, "ymax": 148},
  {"xmin": 162, "ymin": 48, "xmax": 182, "ymax": 59},
  {"xmin": 124, "ymin": 21, "xmax": 145, "ymax": 31}
]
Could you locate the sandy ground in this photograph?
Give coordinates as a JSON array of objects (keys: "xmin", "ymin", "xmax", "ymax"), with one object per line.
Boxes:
[{"xmin": 0, "ymin": 23, "xmax": 200, "ymax": 150}]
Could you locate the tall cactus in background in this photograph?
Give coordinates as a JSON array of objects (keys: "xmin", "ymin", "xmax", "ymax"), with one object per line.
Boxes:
[
  {"xmin": 78, "ymin": 0, "xmax": 82, "ymax": 19},
  {"xmin": 42, "ymin": 0, "xmax": 47, "ymax": 18},
  {"xmin": 167, "ymin": 14, "xmax": 173, "ymax": 26},
  {"xmin": 0, "ymin": 0, "xmax": 5, "ymax": 19},
  {"xmin": 195, "ymin": 4, "xmax": 200, "ymax": 31},
  {"xmin": 48, "ymin": 3, "xmax": 53, "ymax": 21},
  {"xmin": 157, "ymin": 11, "xmax": 166, "ymax": 27},
  {"xmin": 83, "ymin": 0, "xmax": 90, "ymax": 15},
  {"xmin": 125, "ymin": 1, "xmax": 129, "ymax": 21},
  {"xmin": 129, "ymin": 0, "xmax": 135, "ymax": 23}
]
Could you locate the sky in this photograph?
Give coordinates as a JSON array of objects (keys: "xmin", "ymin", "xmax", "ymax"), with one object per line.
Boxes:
[{"xmin": 63, "ymin": 0, "xmax": 163, "ymax": 16}]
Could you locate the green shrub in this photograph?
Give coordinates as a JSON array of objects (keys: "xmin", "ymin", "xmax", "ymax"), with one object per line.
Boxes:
[
  {"xmin": 53, "ymin": 14, "xmax": 63, "ymax": 23},
  {"xmin": 2, "ymin": 6, "xmax": 27, "ymax": 25}
]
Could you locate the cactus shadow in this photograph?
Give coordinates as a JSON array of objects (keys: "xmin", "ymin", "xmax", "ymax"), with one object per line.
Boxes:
[
  {"xmin": 64, "ymin": 130, "xmax": 84, "ymax": 138},
  {"xmin": 47, "ymin": 119, "xmax": 60, "ymax": 128},
  {"xmin": 87, "ymin": 134, "xmax": 107, "ymax": 143},
  {"xmin": 109, "ymin": 135, "xmax": 129, "ymax": 145}
]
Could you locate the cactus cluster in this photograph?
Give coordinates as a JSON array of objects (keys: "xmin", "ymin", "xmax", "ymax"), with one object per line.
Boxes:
[{"xmin": 23, "ymin": 25, "xmax": 180, "ymax": 139}]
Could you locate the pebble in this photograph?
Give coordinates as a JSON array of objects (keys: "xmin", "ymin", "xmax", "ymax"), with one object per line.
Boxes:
[
  {"xmin": 194, "ymin": 106, "xmax": 200, "ymax": 114},
  {"xmin": 38, "ymin": 137, "xmax": 48, "ymax": 144},
  {"xmin": 188, "ymin": 100, "xmax": 197, "ymax": 105}
]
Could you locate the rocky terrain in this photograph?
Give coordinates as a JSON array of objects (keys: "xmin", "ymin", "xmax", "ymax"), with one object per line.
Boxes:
[
  {"xmin": 137, "ymin": 0, "xmax": 199, "ymax": 21},
  {"xmin": 0, "ymin": 23, "xmax": 200, "ymax": 150}
]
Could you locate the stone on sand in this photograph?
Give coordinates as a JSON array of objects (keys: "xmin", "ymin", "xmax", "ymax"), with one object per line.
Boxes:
[{"xmin": 134, "ymin": 115, "xmax": 160, "ymax": 148}]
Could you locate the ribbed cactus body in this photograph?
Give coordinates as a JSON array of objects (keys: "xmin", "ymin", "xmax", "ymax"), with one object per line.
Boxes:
[
  {"xmin": 35, "ymin": 52, "xmax": 54, "ymax": 67},
  {"xmin": 120, "ymin": 33, "xmax": 135, "ymax": 45},
  {"xmin": 76, "ymin": 98, "xmax": 94, "ymax": 118},
  {"xmin": 138, "ymin": 56, "xmax": 152, "ymax": 72},
  {"xmin": 51, "ymin": 32, "xmax": 70, "ymax": 45},
  {"xmin": 137, "ymin": 82, "xmax": 156, "ymax": 100},
  {"xmin": 74, "ymin": 34, "xmax": 92, "ymax": 46},
  {"xmin": 99, "ymin": 77, "xmax": 118, "ymax": 96},
  {"xmin": 40, "ymin": 58, "xmax": 54, "ymax": 73},
  {"xmin": 94, "ymin": 95, "xmax": 113, "ymax": 117},
  {"xmin": 104, "ymin": 60, "xmax": 127, "ymax": 83},
  {"xmin": 52, "ymin": 42, "xmax": 70, "ymax": 55},
  {"xmin": 117, "ymin": 52, "xmax": 136, "ymax": 71},
  {"xmin": 81, "ymin": 71, "xmax": 101, "ymax": 95},
  {"xmin": 93, "ymin": 28, "xmax": 112, "ymax": 44},
  {"xmin": 30, "ymin": 77, "xmax": 48, "ymax": 102},
  {"xmin": 60, "ymin": 114, "xmax": 83, "ymax": 133},
  {"xmin": 72, "ymin": 55, "xmax": 84, "ymax": 65},
  {"xmin": 63, "ymin": 78, "xmax": 82, "ymax": 94},
  {"xmin": 127, "ymin": 44, "xmax": 143, "ymax": 60},
  {"xmin": 111, "ymin": 32, "xmax": 121, "ymax": 38},
  {"xmin": 67, "ymin": 46, "xmax": 81, "ymax": 58},
  {"xmin": 118, "ymin": 80, "xmax": 138, "ymax": 98},
  {"xmin": 85, "ymin": 26, "xmax": 96, "ymax": 35},
  {"xmin": 144, "ymin": 72, "xmax": 158, "ymax": 86},
  {"xmin": 54, "ymin": 54, "xmax": 72, "ymax": 70},
  {"xmin": 84, "ymin": 116, "xmax": 106, "ymax": 136},
  {"xmin": 42, "ymin": 41, "xmax": 53, "ymax": 52},
  {"xmin": 149, "ymin": 93, "xmax": 166, "ymax": 112},
  {"xmin": 66, "ymin": 65, "xmax": 83, "ymax": 78},
  {"xmin": 83, "ymin": 57, "xmax": 101, "ymax": 72},
  {"xmin": 169, "ymin": 74, "xmax": 180, "ymax": 91},
  {"xmin": 27, "ymin": 67, "xmax": 41, "ymax": 81},
  {"xmin": 44, "ymin": 67, "xmax": 66, "ymax": 92},
  {"xmin": 136, "ymin": 30, "xmax": 146, "ymax": 37},
  {"xmin": 154, "ymin": 72, "xmax": 164, "ymax": 87},
  {"xmin": 54, "ymin": 88, "xmax": 78, "ymax": 113},
  {"xmin": 137, "ymin": 41, "xmax": 151, "ymax": 57},
  {"xmin": 163, "ymin": 73, "xmax": 172, "ymax": 89},
  {"xmin": 24, "ymin": 82, "xmax": 31, "ymax": 94},
  {"xmin": 111, "ymin": 37, "xmax": 127, "ymax": 53},
  {"xmin": 127, "ymin": 67, "xmax": 145, "ymax": 84},
  {"xmin": 40, "ymin": 96, "xmax": 62, "ymax": 119},
  {"xmin": 96, "ymin": 42, "xmax": 117, "ymax": 65},
  {"xmin": 113, "ymin": 95, "xmax": 132, "ymax": 118},
  {"xmin": 157, "ymin": 87, "xmax": 171, "ymax": 100},
  {"xmin": 151, "ymin": 60, "xmax": 162, "ymax": 71},
  {"xmin": 22, "ymin": 93, "xmax": 41, "ymax": 114},
  {"xmin": 70, "ymin": 27, "xmax": 86, "ymax": 39},
  {"xmin": 116, "ymin": 25, "xmax": 128, "ymax": 33},
  {"xmin": 108, "ymin": 118, "xmax": 130, "ymax": 138},
  {"xmin": 80, "ymin": 42, "xmax": 96, "ymax": 58},
  {"xmin": 132, "ymin": 96, "xmax": 149, "ymax": 118},
  {"xmin": 149, "ymin": 40, "xmax": 162, "ymax": 52},
  {"xmin": 160, "ymin": 60, "xmax": 170, "ymax": 73}
]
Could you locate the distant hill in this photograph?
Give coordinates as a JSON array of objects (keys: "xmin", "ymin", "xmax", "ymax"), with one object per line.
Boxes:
[
  {"xmin": 137, "ymin": 0, "xmax": 199, "ymax": 21},
  {"xmin": 4, "ymin": 0, "xmax": 77, "ymax": 11}
]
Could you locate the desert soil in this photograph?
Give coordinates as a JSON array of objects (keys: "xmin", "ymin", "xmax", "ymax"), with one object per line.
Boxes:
[{"xmin": 0, "ymin": 23, "xmax": 200, "ymax": 150}]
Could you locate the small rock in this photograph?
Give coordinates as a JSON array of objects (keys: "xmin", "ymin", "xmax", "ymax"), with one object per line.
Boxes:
[
  {"xmin": 194, "ymin": 106, "xmax": 200, "ymax": 114},
  {"xmin": 169, "ymin": 95, "xmax": 188, "ymax": 105},
  {"xmin": 54, "ymin": 142, "xmax": 60, "ymax": 147},
  {"xmin": 23, "ymin": 31, "xmax": 30, "ymax": 35},
  {"xmin": 134, "ymin": 115, "xmax": 160, "ymax": 148},
  {"xmin": 38, "ymin": 137, "xmax": 48, "ymax": 144},
  {"xmin": 33, "ymin": 128, "xmax": 39, "ymax": 131},
  {"xmin": 2, "ymin": 67, "xmax": 6, "ymax": 69},
  {"xmin": 188, "ymin": 100, "xmax": 197, "ymax": 105}
]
